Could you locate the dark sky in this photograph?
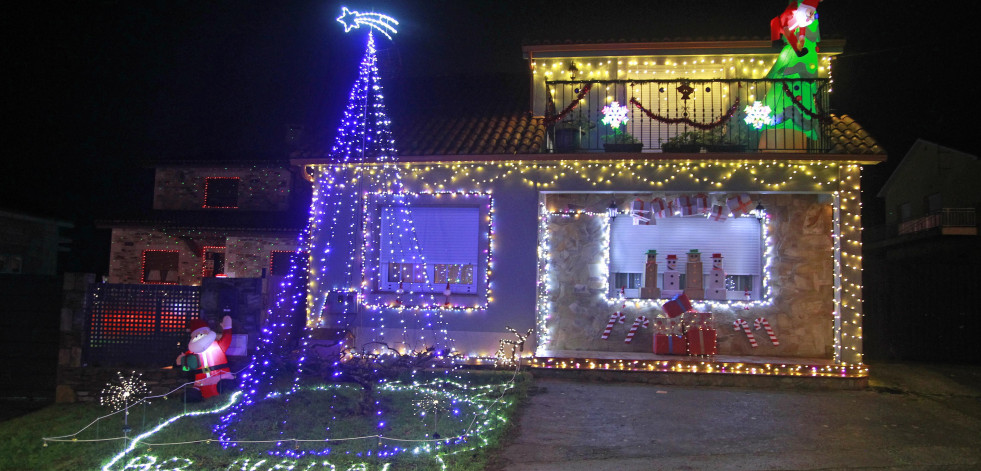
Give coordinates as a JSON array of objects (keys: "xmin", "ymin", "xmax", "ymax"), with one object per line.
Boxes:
[{"xmin": 3, "ymin": 1, "xmax": 975, "ymax": 271}]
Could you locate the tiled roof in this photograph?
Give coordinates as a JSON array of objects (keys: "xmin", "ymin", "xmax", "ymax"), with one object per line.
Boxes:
[
  {"xmin": 394, "ymin": 112, "xmax": 545, "ymax": 156},
  {"xmin": 828, "ymin": 114, "xmax": 885, "ymax": 155}
]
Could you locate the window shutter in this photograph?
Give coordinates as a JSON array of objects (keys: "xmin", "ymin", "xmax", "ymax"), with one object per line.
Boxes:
[
  {"xmin": 610, "ymin": 216, "xmax": 761, "ymax": 276},
  {"xmin": 380, "ymin": 206, "xmax": 479, "ymax": 265}
]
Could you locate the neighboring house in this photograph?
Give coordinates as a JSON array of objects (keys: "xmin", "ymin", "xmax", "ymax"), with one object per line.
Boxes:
[
  {"xmin": 0, "ymin": 209, "xmax": 72, "ymax": 276},
  {"xmin": 103, "ymin": 161, "xmax": 305, "ymax": 285},
  {"xmin": 89, "ymin": 161, "xmax": 308, "ymax": 366},
  {"xmin": 864, "ymin": 141, "xmax": 979, "ymax": 362},
  {"xmin": 876, "ymin": 139, "xmax": 979, "ymax": 236},
  {"xmin": 292, "ymin": 37, "xmax": 885, "ymax": 372}
]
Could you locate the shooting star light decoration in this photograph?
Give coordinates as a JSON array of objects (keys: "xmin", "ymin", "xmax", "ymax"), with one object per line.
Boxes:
[{"xmin": 337, "ymin": 7, "xmax": 399, "ymax": 40}]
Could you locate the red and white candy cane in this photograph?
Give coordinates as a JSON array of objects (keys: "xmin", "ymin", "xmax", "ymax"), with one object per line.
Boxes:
[
  {"xmin": 733, "ymin": 318, "xmax": 758, "ymax": 347},
  {"xmin": 601, "ymin": 310, "xmax": 626, "ymax": 340},
  {"xmin": 754, "ymin": 317, "xmax": 780, "ymax": 346},
  {"xmin": 625, "ymin": 316, "xmax": 650, "ymax": 344}
]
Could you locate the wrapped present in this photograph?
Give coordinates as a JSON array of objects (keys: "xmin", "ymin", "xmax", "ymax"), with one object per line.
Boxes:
[
  {"xmin": 630, "ymin": 198, "xmax": 650, "ymax": 225},
  {"xmin": 662, "ymin": 292, "xmax": 693, "ymax": 318},
  {"xmin": 709, "ymin": 204, "xmax": 728, "ymax": 222},
  {"xmin": 694, "ymin": 193, "xmax": 710, "ymax": 214},
  {"xmin": 675, "ymin": 196, "xmax": 696, "ymax": 216},
  {"xmin": 650, "ymin": 197, "xmax": 667, "ymax": 219},
  {"xmin": 686, "ymin": 327, "xmax": 718, "ymax": 355},
  {"xmin": 727, "ymin": 193, "xmax": 753, "ymax": 217},
  {"xmin": 654, "ymin": 333, "xmax": 687, "ymax": 355}
]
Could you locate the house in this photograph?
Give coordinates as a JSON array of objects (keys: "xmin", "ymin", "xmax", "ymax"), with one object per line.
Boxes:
[
  {"xmin": 291, "ymin": 31, "xmax": 884, "ymax": 376},
  {"xmin": 88, "ymin": 160, "xmax": 308, "ymax": 366},
  {"xmin": 864, "ymin": 140, "xmax": 979, "ymax": 362},
  {"xmin": 0, "ymin": 209, "xmax": 72, "ymax": 276}
]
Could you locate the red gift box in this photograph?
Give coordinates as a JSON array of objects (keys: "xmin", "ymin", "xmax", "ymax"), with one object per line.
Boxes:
[
  {"xmin": 662, "ymin": 293, "xmax": 694, "ymax": 318},
  {"xmin": 654, "ymin": 333, "xmax": 687, "ymax": 355},
  {"xmin": 685, "ymin": 327, "xmax": 718, "ymax": 355}
]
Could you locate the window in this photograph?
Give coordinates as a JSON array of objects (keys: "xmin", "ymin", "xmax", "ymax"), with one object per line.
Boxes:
[
  {"xmin": 611, "ymin": 273, "xmax": 642, "ymax": 291},
  {"xmin": 270, "ymin": 251, "xmax": 294, "ymax": 277},
  {"xmin": 609, "ymin": 214, "xmax": 763, "ymax": 300},
  {"xmin": 202, "ymin": 247, "xmax": 226, "ymax": 278},
  {"xmin": 142, "ymin": 250, "xmax": 180, "ymax": 284},
  {"xmin": 204, "ymin": 177, "xmax": 240, "ymax": 208},
  {"xmin": 926, "ymin": 193, "xmax": 942, "ymax": 214},
  {"xmin": 377, "ymin": 205, "xmax": 482, "ymax": 294},
  {"xmin": 899, "ymin": 202, "xmax": 912, "ymax": 222},
  {"xmin": 726, "ymin": 275, "xmax": 754, "ymax": 292}
]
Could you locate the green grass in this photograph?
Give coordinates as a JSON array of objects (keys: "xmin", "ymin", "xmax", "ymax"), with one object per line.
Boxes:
[{"xmin": 0, "ymin": 370, "xmax": 529, "ymax": 471}]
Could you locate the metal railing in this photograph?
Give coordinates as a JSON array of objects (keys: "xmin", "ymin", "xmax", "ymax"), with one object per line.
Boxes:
[
  {"xmin": 544, "ymin": 79, "xmax": 832, "ymax": 153},
  {"xmin": 898, "ymin": 208, "xmax": 978, "ymax": 235}
]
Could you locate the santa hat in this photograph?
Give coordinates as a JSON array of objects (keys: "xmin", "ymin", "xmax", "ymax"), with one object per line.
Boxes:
[
  {"xmin": 187, "ymin": 319, "xmax": 211, "ymax": 337},
  {"xmin": 800, "ymin": 0, "xmax": 820, "ymax": 8}
]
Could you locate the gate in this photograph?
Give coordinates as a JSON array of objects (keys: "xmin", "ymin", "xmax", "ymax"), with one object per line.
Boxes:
[{"xmin": 83, "ymin": 284, "xmax": 200, "ymax": 366}]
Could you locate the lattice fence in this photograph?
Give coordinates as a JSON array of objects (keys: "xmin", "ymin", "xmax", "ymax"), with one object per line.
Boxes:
[{"xmin": 83, "ymin": 284, "xmax": 200, "ymax": 366}]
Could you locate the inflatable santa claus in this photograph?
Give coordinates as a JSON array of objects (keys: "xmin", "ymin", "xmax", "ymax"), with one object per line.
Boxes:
[{"xmin": 176, "ymin": 316, "xmax": 235, "ymax": 401}]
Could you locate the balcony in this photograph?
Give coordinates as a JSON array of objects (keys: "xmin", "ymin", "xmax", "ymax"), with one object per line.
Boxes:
[
  {"xmin": 898, "ymin": 208, "xmax": 978, "ymax": 236},
  {"xmin": 544, "ymin": 79, "xmax": 833, "ymax": 154}
]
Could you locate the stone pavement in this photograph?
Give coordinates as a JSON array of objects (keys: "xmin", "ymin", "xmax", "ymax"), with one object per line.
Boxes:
[{"xmin": 494, "ymin": 363, "xmax": 981, "ymax": 470}]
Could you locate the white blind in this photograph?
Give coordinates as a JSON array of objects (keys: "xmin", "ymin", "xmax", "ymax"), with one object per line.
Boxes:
[
  {"xmin": 380, "ymin": 206, "xmax": 479, "ymax": 264},
  {"xmin": 610, "ymin": 216, "xmax": 761, "ymax": 275}
]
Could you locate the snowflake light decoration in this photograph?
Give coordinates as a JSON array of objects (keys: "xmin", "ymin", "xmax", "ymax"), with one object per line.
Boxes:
[
  {"xmin": 601, "ymin": 101, "xmax": 629, "ymax": 129},
  {"xmin": 100, "ymin": 371, "xmax": 150, "ymax": 412},
  {"xmin": 743, "ymin": 101, "xmax": 774, "ymax": 129}
]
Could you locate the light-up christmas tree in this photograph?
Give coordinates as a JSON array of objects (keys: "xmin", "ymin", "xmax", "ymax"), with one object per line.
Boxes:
[{"xmin": 215, "ymin": 20, "xmax": 456, "ymax": 456}]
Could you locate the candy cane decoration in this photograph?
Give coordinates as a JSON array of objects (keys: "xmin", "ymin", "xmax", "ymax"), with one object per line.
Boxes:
[
  {"xmin": 754, "ymin": 317, "xmax": 780, "ymax": 346},
  {"xmin": 601, "ymin": 310, "xmax": 626, "ymax": 340},
  {"xmin": 733, "ymin": 318, "xmax": 758, "ymax": 347},
  {"xmin": 625, "ymin": 315, "xmax": 650, "ymax": 344}
]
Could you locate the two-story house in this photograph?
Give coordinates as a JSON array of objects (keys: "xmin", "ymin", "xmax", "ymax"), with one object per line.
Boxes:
[
  {"xmin": 292, "ymin": 31, "xmax": 884, "ymax": 377},
  {"xmin": 864, "ymin": 140, "xmax": 979, "ymax": 362},
  {"xmin": 89, "ymin": 160, "xmax": 307, "ymax": 366}
]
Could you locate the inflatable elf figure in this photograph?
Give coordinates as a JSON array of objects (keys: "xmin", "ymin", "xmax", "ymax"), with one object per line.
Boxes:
[
  {"xmin": 176, "ymin": 316, "xmax": 235, "ymax": 401},
  {"xmin": 760, "ymin": 0, "xmax": 822, "ymax": 150}
]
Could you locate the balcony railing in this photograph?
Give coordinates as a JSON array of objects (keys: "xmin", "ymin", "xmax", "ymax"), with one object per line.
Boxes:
[
  {"xmin": 544, "ymin": 79, "xmax": 833, "ymax": 153},
  {"xmin": 898, "ymin": 208, "xmax": 978, "ymax": 236}
]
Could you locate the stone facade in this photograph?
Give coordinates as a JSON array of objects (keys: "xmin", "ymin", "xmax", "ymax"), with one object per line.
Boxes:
[
  {"xmin": 153, "ymin": 166, "xmax": 293, "ymax": 211},
  {"xmin": 541, "ymin": 193, "xmax": 835, "ymax": 359},
  {"xmin": 107, "ymin": 228, "xmax": 297, "ymax": 285}
]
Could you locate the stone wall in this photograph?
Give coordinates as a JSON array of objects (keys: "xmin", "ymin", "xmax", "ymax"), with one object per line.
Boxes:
[
  {"xmin": 153, "ymin": 166, "xmax": 293, "ymax": 211},
  {"xmin": 107, "ymin": 229, "xmax": 297, "ymax": 284},
  {"xmin": 541, "ymin": 193, "xmax": 835, "ymax": 359}
]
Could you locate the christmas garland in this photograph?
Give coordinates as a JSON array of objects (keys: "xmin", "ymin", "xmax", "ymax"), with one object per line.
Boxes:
[
  {"xmin": 629, "ymin": 97, "xmax": 740, "ymax": 131},
  {"xmin": 781, "ymin": 82, "xmax": 832, "ymax": 124},
  {"xmin": 544, "ymin": 83, "xmax": 593, "ymax": 127}
]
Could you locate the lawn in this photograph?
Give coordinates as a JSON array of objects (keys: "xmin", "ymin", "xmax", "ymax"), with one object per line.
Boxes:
[{"xmin": 0, "ymin": 370, "xmax": 529, "ymax": 471}]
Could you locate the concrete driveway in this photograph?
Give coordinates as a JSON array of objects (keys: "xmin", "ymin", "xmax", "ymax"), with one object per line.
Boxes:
[{"xmin": 494, "ymin": 364, "xmax": 981, "ymax": 470}]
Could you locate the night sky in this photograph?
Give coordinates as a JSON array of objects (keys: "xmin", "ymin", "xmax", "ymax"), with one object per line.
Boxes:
[{"xmin": 4, "ymin": 1, "xmax": 974, "ymax": 273}]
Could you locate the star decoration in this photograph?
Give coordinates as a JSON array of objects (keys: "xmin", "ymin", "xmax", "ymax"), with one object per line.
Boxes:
[
  {"xmin": 601, "ymin": 101, "xmax": 629, "ymax": 129},
  {"xmin": 743, "ymin": 101, "xmax": 774, "ymax": 129},
  {"xmin": 336, "ymin": 7, "xmax": 399, "ymax": 40}
]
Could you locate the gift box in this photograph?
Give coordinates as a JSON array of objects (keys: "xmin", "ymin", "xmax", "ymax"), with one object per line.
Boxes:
[
  {"xmin": 686, "ymin": 327, "xmax": 718, "ymax": 355},
  {"xmin": 650, "ymin": 198, "xmax": 667, "ymax": 219},
  {"xmin": 727, "ymin": 193, "xmax": 753, "ymax": 217},
  {"xmin": 709, "ymin": 204, "xmax": 728, "ymax": 222},
  {"xmin": 675, "ymin": 196, "xmax": 696, "ymax": 216},
  {"xmin": 694, "ymin": 193, "xmax": 710, "ymax": 214},
  {"xmin": 662, "ymin": 292, "xmax": 693, "ymax": 317},
  {"xmin": 654, "ymin": 333, "xmax": 687, "ymax": 355}
]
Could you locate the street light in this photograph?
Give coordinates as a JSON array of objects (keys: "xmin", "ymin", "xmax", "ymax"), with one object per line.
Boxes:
[{"xmin": 754, "ymin": 202, "xmax": 766, "ymax": 223}]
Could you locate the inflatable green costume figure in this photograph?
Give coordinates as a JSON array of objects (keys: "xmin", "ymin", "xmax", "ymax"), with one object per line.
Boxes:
[{"xmin": 760, "ymin": 0, "xmax": 822, "ymax": 150}]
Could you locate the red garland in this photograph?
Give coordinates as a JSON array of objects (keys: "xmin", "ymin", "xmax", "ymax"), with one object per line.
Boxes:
[
  {"xmin": 781, "ymin": 82, "xmax": 832, "ymax": 124},
  {"xmin": 629, "ymin": 97, "xmax": 740, "ymax": 131},
  {"xmin": 544, "ymin": 83, "xmax": 593, "ymax": 127}
]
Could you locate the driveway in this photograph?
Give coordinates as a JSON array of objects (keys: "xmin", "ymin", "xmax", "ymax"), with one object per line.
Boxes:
[{"xmin": 495, "ymin": 364, "xmax": 981, "ymax": 470}]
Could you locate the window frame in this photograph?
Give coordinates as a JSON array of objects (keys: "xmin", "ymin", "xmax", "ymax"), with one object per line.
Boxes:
[
  {"xmin": 203, "ymin": 177, "xmax": 241, "ymax": 209},
  {"xmin": 141, "ymin": 250, "xmax": 180, "ymax": 284}
]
